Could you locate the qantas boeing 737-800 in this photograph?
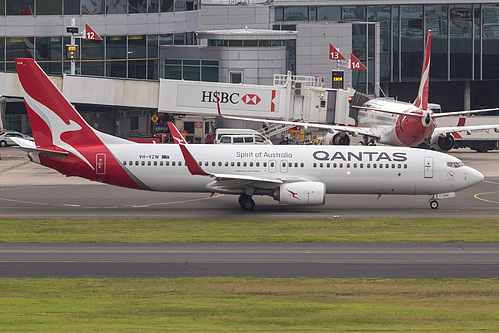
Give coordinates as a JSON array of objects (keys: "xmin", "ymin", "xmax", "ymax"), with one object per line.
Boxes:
[
  {"xmin": 12, "ymin": 58, "xmax": 483, "ymax": 211},
  {"xmin": 218, "ymin": 30, "xmax": 499, "ymax": 150}
]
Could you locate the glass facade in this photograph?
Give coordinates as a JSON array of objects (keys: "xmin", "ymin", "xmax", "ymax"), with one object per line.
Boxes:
[
  {"xmin": 0, "ymin": 0, "xmax": 200, "ymax": 79},
  {"xmin": 0, "ymin": 32, "xmax": 196, "ymax": 79},
  {"xmin": 0, "ymin": 0, "xmax": 199, "ymax": 14},
  {"xmin": 274, "ymin": 3, "xmax": 499, "ymax": 85},
  {"xmin": 164, "ymin": 59, "xmax": 219, "ymax": 82}
]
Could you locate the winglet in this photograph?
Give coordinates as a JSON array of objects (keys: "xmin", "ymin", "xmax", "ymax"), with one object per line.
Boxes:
[
  {"xmin": 167, "ymin": 121, "xmax": 188, "ymax": 145},
  {"xmin": 167, "ymin": 122, "xmax": 209, "ymax": 176},
  {"xmin": 414, "ymin": 30, "xmax": 432, "ymax": 110}
]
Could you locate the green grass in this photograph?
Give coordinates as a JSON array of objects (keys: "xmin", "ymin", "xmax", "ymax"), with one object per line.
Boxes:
[
  {"xmin": 0, "ymin": 218, "xmax": 499, "ymax": 242},
  {"xmin": 0, "ymin": 278, "xmax": 498, "ymax": 332}
]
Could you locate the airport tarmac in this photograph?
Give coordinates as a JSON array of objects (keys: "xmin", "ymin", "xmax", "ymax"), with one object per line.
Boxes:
[{"xmin": 1, "ymin": 146, "xmax": 498, "ymax": 278}]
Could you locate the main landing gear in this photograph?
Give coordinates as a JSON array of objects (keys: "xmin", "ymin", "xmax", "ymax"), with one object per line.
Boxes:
[{"xmin": 239, "ymin": 194, "xmax": 255, "ymax": 211}]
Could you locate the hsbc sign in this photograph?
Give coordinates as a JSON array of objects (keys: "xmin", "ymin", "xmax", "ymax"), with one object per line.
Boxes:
[
  {"xmin": 174, "ymin": 84, "xmax": 280, "ymax": 114},
  {"xmin": 201, "ymin": 91, "xmax": 264, "ymax": 106}
]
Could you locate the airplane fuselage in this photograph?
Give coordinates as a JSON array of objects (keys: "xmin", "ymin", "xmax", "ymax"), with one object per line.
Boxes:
[
  {"xmin": 358, "ymin": 98, "xmax": 437, "ymax": 147},
  {"xmin": 29, "ymin": 144, "xmax": 481, "ymax": 197}
]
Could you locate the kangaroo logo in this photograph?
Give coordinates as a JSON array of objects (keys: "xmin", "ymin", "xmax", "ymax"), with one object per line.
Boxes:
[
  {"xmin": 287, "ymin": 189, "xmax": 299, "ymax": 200},
  {"xmin": 23, "ymin": 89, "xmax": 95, "ymax": 170}
]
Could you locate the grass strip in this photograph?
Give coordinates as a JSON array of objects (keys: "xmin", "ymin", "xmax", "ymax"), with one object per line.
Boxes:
[
  {"xmin": 0, "ymin": 278, "xmax": 498, "ymax": 332},
  {"xmin": 0, "ymin": 218, "xmax": 499, "ymax": 242}
]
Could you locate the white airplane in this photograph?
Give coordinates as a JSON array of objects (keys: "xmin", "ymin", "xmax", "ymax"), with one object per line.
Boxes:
[
  {"xmin": 218, "ymin": 30, "xmax": 499, "ymax": 150},
  {"xmin": 12, "ymin": 58, "xmax": 483, "ymax": 211}
]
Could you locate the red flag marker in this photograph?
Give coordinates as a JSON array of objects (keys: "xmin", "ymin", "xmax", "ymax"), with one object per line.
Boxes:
[
  {"xmin": 350, "ymin": 53, "xmax": 367, "ymax": 70},
  {"xmin": 329, "ymin": 44, "xmax": 346, "ymax": 60},
  {"xmin": 85, "ymin": 24, "xmax": 102, "ymax": 41}
]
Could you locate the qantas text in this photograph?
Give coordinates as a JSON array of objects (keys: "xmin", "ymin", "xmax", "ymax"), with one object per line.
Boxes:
[{"xmin": 313, "ymin": 150, "xmax": 407, "ymax": 162}]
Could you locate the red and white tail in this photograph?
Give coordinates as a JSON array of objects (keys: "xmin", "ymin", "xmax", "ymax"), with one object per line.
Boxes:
[
  {"xmin": 15, "ymin": 58, "xmax": 105, "ymax": 149},
  {"xmin": 413, "ymin": 30, "xmax": 432, "ymax": 110}
]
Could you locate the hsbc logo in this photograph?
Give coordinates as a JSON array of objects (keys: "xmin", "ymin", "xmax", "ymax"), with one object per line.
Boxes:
[
  {"xmin": 201, "ymin": 91, "xmax": 262, "ymax": 106},
  {"xmin": 241, "ymin": 94, "xmax": 261, "ymax": 105}
]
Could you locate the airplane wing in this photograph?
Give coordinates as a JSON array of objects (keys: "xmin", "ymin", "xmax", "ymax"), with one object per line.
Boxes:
[
  {"xmin": 432, "ymin": 107, "xmax": 499, "ymax": 118},
  {"xmin": 166, "ymin": 121, "xmax": 305, "ymax": 193},
  {"xmin": 434, "ymin": 124, "xmax": 499, "ymax": 136},
  {"xmin": 219, "ymin": 114, "xmax": 382, "ymax": 140}
]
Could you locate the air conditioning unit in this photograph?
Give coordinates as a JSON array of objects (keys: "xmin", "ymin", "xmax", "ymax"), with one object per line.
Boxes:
[{"xmin": 294, "ymin": 82, "xmax": 302, "ymax": 95}]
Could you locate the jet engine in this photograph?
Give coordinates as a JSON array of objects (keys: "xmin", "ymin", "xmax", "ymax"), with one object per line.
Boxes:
[
  {"xmin": 274, "ymin": 182, "xmax": 326, "ymax": 206},
  {"xmin": 330, "ymin": 132, "xmax": 350, "ymax": 145},
  {"xmin": 430, "ymin": 133, "xmax": 455, "ymax": 151},
  {"xmin": 421, "ymin": 110, "xmax": 432, "ymax": 127}
]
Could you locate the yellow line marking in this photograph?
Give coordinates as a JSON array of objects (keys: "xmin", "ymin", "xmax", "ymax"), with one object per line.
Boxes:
[
  {"xmin": 484, "ymin": 180, "xmax": 499, "ymax": 185},
  {"xmin": 0, "ymin": 160, "xmax": 30, "ymax": 174},
  {"xmin": 474, "ymin": 191, "xmax": 499, "ymax": 204}
]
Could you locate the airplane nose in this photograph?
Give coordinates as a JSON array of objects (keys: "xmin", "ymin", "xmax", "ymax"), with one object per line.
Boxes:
[{"xmin": 466, "ymin": 167, "xmax": 484, "ymax": 185}]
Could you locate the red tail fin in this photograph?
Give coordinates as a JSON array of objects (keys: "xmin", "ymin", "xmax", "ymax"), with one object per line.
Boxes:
[
  {"xmin": 15, "ymin": 58, "xmax": 102, "ymax": 149},
  {"xmin": 413, "ymin": 30, "xmax": 432, "ymax": 110}
]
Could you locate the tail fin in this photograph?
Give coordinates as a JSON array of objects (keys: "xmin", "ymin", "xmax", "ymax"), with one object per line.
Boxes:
[
  {"xmin": 413, "ymin": 30, "xmax": 432, "ymax": 110},
  {"xmin": 15, "ymin": 58, "xmax": 102, "ymax": 149}
]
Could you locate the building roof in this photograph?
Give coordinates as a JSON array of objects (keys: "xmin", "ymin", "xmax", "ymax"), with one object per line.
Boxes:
[{"xmin": 197, "ymin": 27, "xmax": 297, "ymax": 40}]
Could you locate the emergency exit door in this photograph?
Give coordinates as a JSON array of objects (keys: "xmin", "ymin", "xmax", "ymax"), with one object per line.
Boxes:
[
  {"xmin": 96, "ymin": 153, "xmax": 106, "ymax": 175},
  {"xmin": 424, "ymin": 157, "xmax": 433, "ymax": 178}
]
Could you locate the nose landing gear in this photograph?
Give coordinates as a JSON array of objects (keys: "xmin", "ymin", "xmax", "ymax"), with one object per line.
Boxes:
[{"xmin": 429, "ymin": 200, "xmax": 439, "ymax": 209}]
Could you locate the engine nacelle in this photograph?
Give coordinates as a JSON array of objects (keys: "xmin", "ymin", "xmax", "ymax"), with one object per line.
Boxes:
[
  {"xmin": 430, "ymin": 133, "xmax": 455, "ymax": 151},
  {"xmin": 275, "ymin": 182, "xmax": 326, "ymax": 206},
  {"xmin": 421, "ymin": 110, "xmax": 432, "ymax": 127},
  {"xmin": 330, "ymin": 132, "xmax": 350, "ymax": 145}
]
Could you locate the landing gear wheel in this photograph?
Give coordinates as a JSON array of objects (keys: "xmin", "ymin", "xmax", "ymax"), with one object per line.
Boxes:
[
  {"xmin": 430, "ymin": 200, "xmax": 439, "ymax": 209},
  {"xmin": 240, "ymin": 196, "xmax": 255, "ymax": 211}
]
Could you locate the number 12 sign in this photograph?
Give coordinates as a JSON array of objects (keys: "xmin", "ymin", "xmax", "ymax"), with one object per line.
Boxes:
[{"xmin": 86, "ymin": 24, "xmax": 102, "ymax": 41}]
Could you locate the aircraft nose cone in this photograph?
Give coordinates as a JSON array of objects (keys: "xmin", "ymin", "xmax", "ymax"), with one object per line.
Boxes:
[{"xmin": 467, "ymin": 167, "xmax": 484, "ymax": 185}]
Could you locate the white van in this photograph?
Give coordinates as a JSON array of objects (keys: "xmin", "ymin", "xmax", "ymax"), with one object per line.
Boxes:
[{"xmin": 215, "ymin": 128, "xmax": 272, "ymax": 145}]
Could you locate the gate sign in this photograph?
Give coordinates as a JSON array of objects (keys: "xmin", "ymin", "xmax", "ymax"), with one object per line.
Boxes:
[
  {"xmin": 85, "ymin": 24, "xmax": 102, "ymax": 41},
  {"xmin": 350, "ymin": 53, "xmax": 367, "ymax": 70},
  {"xmin": 329, "ymin": 44, "xmax": 346, "ymax": 60}
]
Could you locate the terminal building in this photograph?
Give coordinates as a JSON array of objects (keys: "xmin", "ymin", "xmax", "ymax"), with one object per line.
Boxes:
[{"xmin": 0, "ymin": 0, "xmax": 498, "ymax": 142}]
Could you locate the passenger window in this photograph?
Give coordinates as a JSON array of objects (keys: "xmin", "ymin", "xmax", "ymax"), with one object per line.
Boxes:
[
  {"xmin": 160, "ymin": 161, "xmax": 163, "ymax": 166},
  {"xmin": 154, "ymin": 161, "xmax": 157, "ymax": 166},
  {"xmin": 288, "ymin": 162, "xmax": 292, "ymax": 167},
  {"xmin": 353, "ymin": 163, "xmax": 357, "ymax": 168},
  {"xmin": 263, "ymin": 162, "xmax": 267, "ymax": 167},
  {"xmin": 231, "ymin": 162, "xmax": 234, "ymax": 167},
  {"xmin": 250, "ymin": 162, "xmax": 253, "ymax": 167},
  {"xmin": 218, "ymin": 162, "xmax": 222, "ymax": 167},
  {"xmin": 172, "ymin": 161, "xmax": 176, "ymax": 166},
  {"xmin": 141, "ymin": 161, "xmax": 145, "ymax": 166},
  {"xmin": 205, "ymin": 161, "xmax": 209, "ymax": 166},
  {"xmin": 346, "ymin": 163, "xmax": 350, "ymax": 168},
  {"xmin": 270, "ymin": 162, "xmax": 275, "ymax": 167},
  {"xmin": 404, "ymin": 164, "xmax": 408, "ymax": 169},
  {"xmin": 243, "ymin": 162, "xmax": 247, "ymax": 167},
  {"xmin": 320, "ymin": 163, "xmax": 323, "ymax": 168},
  {"xmin": 313, "ymin": 163, "xmax": 317, "ymax": 168},
  {"xmin": 333, "ymin": 163, "xmax": 337, "ymax": 168},
  {"xmin": 212, "ymin": 162, "xmax": 216, "ymax": 167},
  {"xmin": 360, "ymin": 163, "xmax": 363, "ymax": 168},
  {"xmin": 379, "ymin": 164, "xmax": 382, "ymax": 168},
  {"xmin": 199, "ymin": 162, "xmax": 202, "ymax": 166},
  {"xmin": 326, "ymin": 163, "xmax": 330, "ymax": 168},
  {"xmin": 237, "ymin": 162, "xmax": 241, "ymax": 167},
  {"xmin": 179, "ymin": 162, "xmax": 182, "ymax": 166},
  {"xmin": 147, "ymin": 161, "xmax": 151, "ymax": 166},
  {"xmin": 166, "ymin": 161, "xmax": 169, "ymax": 166},
  {"xmin": 225, "ymin": 162, "xmax": 229, "ymax": 167},
  {"xmin": 122, "ymin": 161, "xmax": 127, "ymax": 165},
  {"xmin": 135, "ymin": 161, "xmax": 139, "ymax": 166},
  {"xmin": 300, "ymin": 163, "xmax": 304, "ymax": 168},
  {"xmin": 256, "ymin": 162, "xmax": 260, "ymax": 167},
  {"xmin": 339, "ymin": 163, "xmax": 343, "ymax": 168}
]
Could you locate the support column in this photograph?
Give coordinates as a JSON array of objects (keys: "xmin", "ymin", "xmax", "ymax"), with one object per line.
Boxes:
[
  {"xmin": 0, "ymin": 97, "xmax": 6, "ymax": 130},
  {"xmin": 464, "ymin": 81, "xmax": 471, "ymax": 111}
]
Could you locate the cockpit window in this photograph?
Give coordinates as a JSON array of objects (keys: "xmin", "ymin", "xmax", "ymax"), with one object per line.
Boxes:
[{"xmin": 447, "ymin": 161, "xmax": 465, "ymax": 168}]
